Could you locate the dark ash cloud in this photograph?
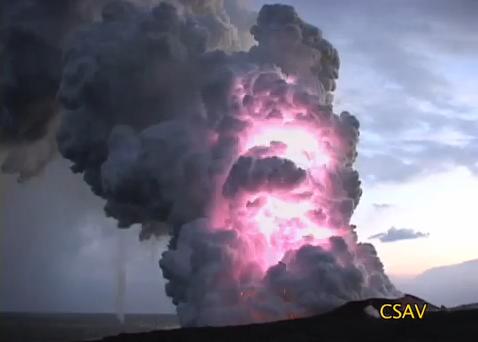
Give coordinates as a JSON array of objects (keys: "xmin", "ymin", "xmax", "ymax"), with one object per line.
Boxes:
[
  {"xmin": 54, "ymin": 1, "xmax": 399, "ymax": 326},
  {"xmin": 0, "ymin": 0, "xmax": 106, "ymax": 181},
  {"xmin": 369, "ymin": 227, "xmax": 430, "ymax": 243},
  {"xmin": 0, "ymin": 0, "xmax": 255, "ymax": 181}
]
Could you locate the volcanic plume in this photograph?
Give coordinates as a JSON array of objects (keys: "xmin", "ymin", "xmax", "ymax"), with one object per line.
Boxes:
[
  {"xmin": 159, "ymin": 68, "xmax": 399, "ymax": 326},
  {"xmin": 0, "ymin": 0, "xmax": 109, "ymax": 181},
  {"xmin": 3, "ymin": 0, "xmax": 400, "ymax": 327}
]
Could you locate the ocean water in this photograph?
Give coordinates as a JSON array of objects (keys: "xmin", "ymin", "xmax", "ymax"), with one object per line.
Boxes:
[{"xmin": 0, "ymin": 312, "xmax": 179, "ymax": 342}]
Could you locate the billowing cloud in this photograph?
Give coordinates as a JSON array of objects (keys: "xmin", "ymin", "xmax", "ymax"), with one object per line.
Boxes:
[
  {"xmin": 2, "ymin": 0, "xmax": 475, "ymax": 323},
  {"xmin": 254, "ymin": 0, "xmax": 478, "ymax": 184},
  {"xmin": 0, "ymin": 0, "xmax": 256, "ymax": 181},
  {"xmin": 369, "ymin": 227, "xmax": 429, "ymax": 243},
  {"xmin": 0, "ymin": 0, "xmax": 107, "ymax": 181},
  {"xmin": 55, "ymin": 2, "xmax": 399, "ymax": 326}
]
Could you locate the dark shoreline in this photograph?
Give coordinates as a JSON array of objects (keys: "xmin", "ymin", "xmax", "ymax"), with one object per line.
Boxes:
[
  {"xmin": 93, "ymin": 299, "xmax": 478, "ymax": 342},
  {"xmin": 2, "ymin": 297, "xmax": 477, "ymax": 342}
]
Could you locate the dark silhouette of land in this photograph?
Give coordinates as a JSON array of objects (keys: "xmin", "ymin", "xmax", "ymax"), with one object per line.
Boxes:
[
  {"xmin": 2, "ymin": 296, "xmax": 476, "ymax": 342},
  {"xmin": 93, "ymin": 295, "xmax": 478, "ymax": 342}
]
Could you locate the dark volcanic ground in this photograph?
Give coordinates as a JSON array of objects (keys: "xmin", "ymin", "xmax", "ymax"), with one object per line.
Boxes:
[
  {"xmin": 2, "ymin": 297, "xmax": 477, "ymax": 342},
  {"xmin": 93, "ymin": 297, "xmax": 478, "ymax": 342}
]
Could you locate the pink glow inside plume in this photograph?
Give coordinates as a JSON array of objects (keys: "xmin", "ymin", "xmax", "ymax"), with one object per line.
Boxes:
[
  {"xmin": 160, "ymin": 68, "xmax": 398, "ymax": 327},
  {"xmin": 49, "ymin": 1, "xmax": 399, "ymax": 328},
  {"xmin": 216, "ymin": 73, "xmax": 339, "ymax": 271}
]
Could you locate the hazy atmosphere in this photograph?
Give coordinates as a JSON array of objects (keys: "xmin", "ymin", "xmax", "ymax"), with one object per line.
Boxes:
[{"xmin": 1, "ymin": 0, "xmax": 477, "ymax": 317}]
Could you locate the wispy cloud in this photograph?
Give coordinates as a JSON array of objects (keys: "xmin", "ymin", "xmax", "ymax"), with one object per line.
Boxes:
[
  {"xmin": 369, "ymin": 227, "xmax": 430, "ymax": 243},
  {"xmin": 373, "ymin": 203, "xmax": 393, "ymax": 210}
]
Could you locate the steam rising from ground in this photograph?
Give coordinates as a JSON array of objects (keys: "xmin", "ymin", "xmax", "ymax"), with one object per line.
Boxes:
[{"xmin": 2, "ymin": 0, "xmax": 400, "ymax": 326}]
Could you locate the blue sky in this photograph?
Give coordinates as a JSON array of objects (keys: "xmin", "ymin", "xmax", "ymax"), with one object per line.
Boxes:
[{"xmin": 251, "ymin": 0, "xmax": 478, "ymax": 275}]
